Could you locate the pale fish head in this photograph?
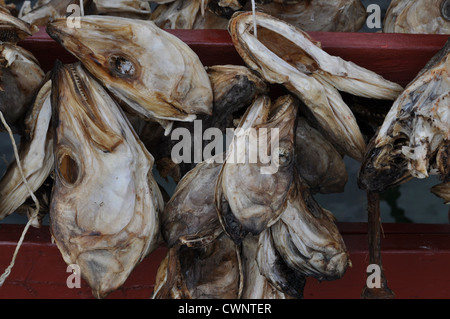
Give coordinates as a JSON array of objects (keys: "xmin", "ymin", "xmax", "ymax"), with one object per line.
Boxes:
[
  {"xmin": 216, "ymin": 94, "xmax": 298, "ymax": 242},
  {"xmin": 50, "ymin": 61, "xmax": 162, "ymax": 299},
  {"xmin": 46, "ymin": 16, "xmax": 213, "ymax": 128},
  {"xmin": 272, "ymin": 175, "xmax": 351, "ymax": 281}
]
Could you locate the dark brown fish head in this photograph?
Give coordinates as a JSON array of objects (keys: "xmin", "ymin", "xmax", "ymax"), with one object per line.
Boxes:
[{"xmin": 357, "ymin": 134, "xmax": 412, "ymax": 193}]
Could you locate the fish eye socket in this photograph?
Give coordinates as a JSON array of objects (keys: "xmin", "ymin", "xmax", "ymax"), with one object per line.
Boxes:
[
  {"xmin": 442, "ymin": 0, "xmax": 450, "ymax": 21},
  {"xmin": 108, "ymin": 55, "xmax": 136, "ymax": 78},
  {"xmin": 59, "ymin": 153, "xmax": 79, "ymax": 185},
  {"xmin": 277, "ymin": 148, "xmax": 292, "ymax": 166}
]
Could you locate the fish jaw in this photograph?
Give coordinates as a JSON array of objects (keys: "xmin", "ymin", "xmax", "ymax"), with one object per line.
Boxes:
[
  {"xmin": 50, "ymin": 62, "xmax": 162, "ymax": 298},
  {"xmin": 46, "ymin": 16, "xmax": 213, "ymax": 124}
]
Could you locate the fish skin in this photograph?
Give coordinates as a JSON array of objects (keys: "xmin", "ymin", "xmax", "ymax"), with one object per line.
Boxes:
[
  {"xmin": 359, "ymin": 39, "xmax": 450, "ymax": 192},
  {"xmin": 384, "ymin": 0, "xmax": 450, "ymax": 34},
  {"xmin": 20, "ymin": 0, "xmax": 93, "ymax": 26},
  {"xmin": 229, "ymin": 12, "xmax": 403, "ymax": 162},
  {"xmin": 161, "ymin": 155, "xmax": 224, "ymax": 248},
  {"xmin": 257, "ymin": 228, "xmax": 306, "ymax": 298},
  {"xmin": 295, "ymin": 117, "xmax": 348, "ymax": 194},
  {"xmin": 241, "ymin": 234, "xmax": 293, "ymax": 299},
  {"xmin": 49, "ymin": 62, "xmax": 163, "ymax": 299},
  {"xmin": 0, "ymin": 43, "xmax": 45, "ymax": 132},
  {"xmin": 46, "ymin": 16, "xmax": 213, "ymax": 132},
  {"xmin": 90, "ymin": 0, "xmax": 151, "ymax": 19},
  {"xmin": 152, "ymin": 233, "xmax": 241, "ymax": 299},
  {"xmin": 215, "ymin": 94, "xmax": 297, "ymax": 243},
  {"xmin": 431, "ymin": 181, "xmax": 450, "ymax": 204},
  {"xmin": 271, "ymin": 173, "xmax": 351, "ymax": 281},
  {"xmin": 0, "ymin": 79, "xmax": 53, "ymax": 221},
  {"xmin": 244, "ymin": 0, "xmax": 367, "ymax": 32},
  {"xmin": 0, "ymin": 6, "xmax": 38, "ymax": 42}
]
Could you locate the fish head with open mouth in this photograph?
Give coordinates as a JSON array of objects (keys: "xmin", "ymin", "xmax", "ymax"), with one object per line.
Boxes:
[
  {"xmin": 359, "ymin": 39, "xmax": 450, "ymax": 193},
  {"xmin": 46, "ymin": 15, "xmax": 213, "ymax": 133},
  {"xmin": 228, "ymin": 11, "xmax": 403, "ymax": 162},
  {"xmin": 50, "ymin": 61, "xmax": 164, "ymax": 299}
]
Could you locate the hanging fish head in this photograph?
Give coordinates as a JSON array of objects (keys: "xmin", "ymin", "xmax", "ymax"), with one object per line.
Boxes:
[
  {"xmin": 358, "ymin": 39, "xmax": 450, "ymax": 192},
  {"xmin": 216, "ymin": 94, "xmax": 298, "ymax": 242},
  {"xmin": 46, "ymin": 16, "xmax": 213, "ymax": 131},
  {"xmin": 50, "ymin": 61, "xmax": 163, "ymax": 299}
]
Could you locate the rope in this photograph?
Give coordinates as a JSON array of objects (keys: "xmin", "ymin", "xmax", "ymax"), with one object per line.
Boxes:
[{"xmin": 0, "ymin": 110, "xmax": 40, "ymax": 287}]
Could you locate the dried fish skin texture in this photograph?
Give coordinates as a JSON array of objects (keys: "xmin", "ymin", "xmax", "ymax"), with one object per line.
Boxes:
[
  {"xmin": 229, "ymin": 12, "xmax": 403, "ymax": 161},
  {"xmin": 0, "ymin": 80, "xmax": 53, "ymax": 221},
  {"xmin": 161, "ymin": 156, "xmax": 223, "ymax": 248},
  {"xmin": 384, "ymin": 0, "xmax": 450, "ymax": 34},
  {"xmin": 20, "ymin": 0, "xmax": 93, "ymax": 27},
  {"xmin": 431, "ymin": 181, "xmax": 450, "ymax": 204},
  {"xmin": 272, "ymin": 175, "xmax": 350, "ymax": 281},
  {"xmin": 0, "ymin": 43, "xmax": 45, "ymax": 131},
  {"xmin": 152, "ymin": 234, "xmax": 241, "ymax": 299},
  {"xmin": 0, "ymin": 6, "xmax": 38, "ymax": 41},
  {"xmin": 46, "ymin": 16, "xmax": 213, "ymax": 130},
  {"xmin": 295, "ymin": 117, "xmax": 348, "ymax": 194},
  {"xmin": 241, "ymin": 234, "xmax": 292, "ymax": 299},
  {"xmin": 91, "ymin": 0, "xmax": 151, "ymax": 19},
  {"xmin": 216, "ymin": 95, "xmax": 297, "ymax": 242},
  {"xmin": 49, "ymin": 62, "xmax": 163, "ymax": 299},
  {"xmin": 244, "ymin": 0, "xmax": 367, "ymax": 32},
  {"xmin": 256, "ymin": 228, "xmax": 306, "ymax": 298},
  {"xmin": 150, "ymin": 0, "xmax": 203, "ymax": 29},
  {"xmin": 359, "ymin": 39, "xmax": 450, "ymax": 192}
]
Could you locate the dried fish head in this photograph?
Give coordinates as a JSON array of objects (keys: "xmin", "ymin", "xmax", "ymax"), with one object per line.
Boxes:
[
  {"xmin": 206, "ymin": 64, "xmax": 267, "ymax": 130},
  {"xmin": 152, "ymin": 233, "xmax": 241, "ymax": 299},
  {"xmin": 0, "ymin": 79, "xmax": 53, "ymax": 221},
  {"xmin": 0, "ymin": 5, "xmax": 38, "ymax": 41},
  {"xmin": 295, "ymin": 117, "xmax": 348, "ymax": 194},
  {"xmin": 208, "ymin": 0, "xmax": 246, "ymax": 19},
  {"xmin": 272, "ymin": 175, "xmax": 350, "ymax": 281},
  {"xmin": 91, "ymin": 0, "xmax": 151, "ymax": 19},
  {"xmin": 150, "ymin": 0, "xmax": 204, "ymax": 29},
  {"xmin": 215, "ymin": 94, "xmax": 297, "ymax": 243},
  {"xmin": 241, "ymin": 234, "xmax": 294, "ymax": 299},
  {"xmin": 359, "ymin": 39, "xmax": 450, "ymax": 192},
  {"xmin": 161, "ymin": 155, "xmax": 223, "ymax": 248},
  {"xmin": 46, "ymin": 16, "xmax": 213, "ymax": 132},
  {"xmin": 244, "ymin": 0, "xmax": 367, "ymax": 32},
  {"xmin": 50, "ymin": 62, "xmax": 164, "ymax": 299},
  {"xmin": 384, "ymin": 0, "xmax": 450, "ymax": 34},
  {"xmin": 0, "ymin": 43, "xmax": 45, "ymax": 132},
  {"xmin": 256, "ymin": 228, "xmax": 306, "ymax": 298},
  {"xmin": 229, "ymin": 11, "xmax": 403, "ymax": 161},
  {"xmin": 20, "ymin": 0, "xmax": 93, "ymax": 26}
]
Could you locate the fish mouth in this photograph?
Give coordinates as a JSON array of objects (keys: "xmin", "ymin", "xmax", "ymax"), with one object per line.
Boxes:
[
  {"xmin": 442, "ymin": 0, "xmax": 450, "ymax": 21},
  {"xmin": 357, "ymin": 140, "xmax": 413, "ymax": 193}
]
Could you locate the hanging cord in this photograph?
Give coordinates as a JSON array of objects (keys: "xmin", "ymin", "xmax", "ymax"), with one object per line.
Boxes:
[
  {"xmin": 0, "ymin": 111, "xmax": 40, "ymax": 287},
  {"xmin": 251, "ymin": 0, "xmax": 257, "ymax": 37},
  {"xmin": 80, "ymin": 0, "xmax": 84, "ymax": 16}
]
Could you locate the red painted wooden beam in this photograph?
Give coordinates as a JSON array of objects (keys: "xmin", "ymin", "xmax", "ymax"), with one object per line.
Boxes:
[{"xmin": 2, "ymin": 223, "xmax": 450, "ymax": 299}]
